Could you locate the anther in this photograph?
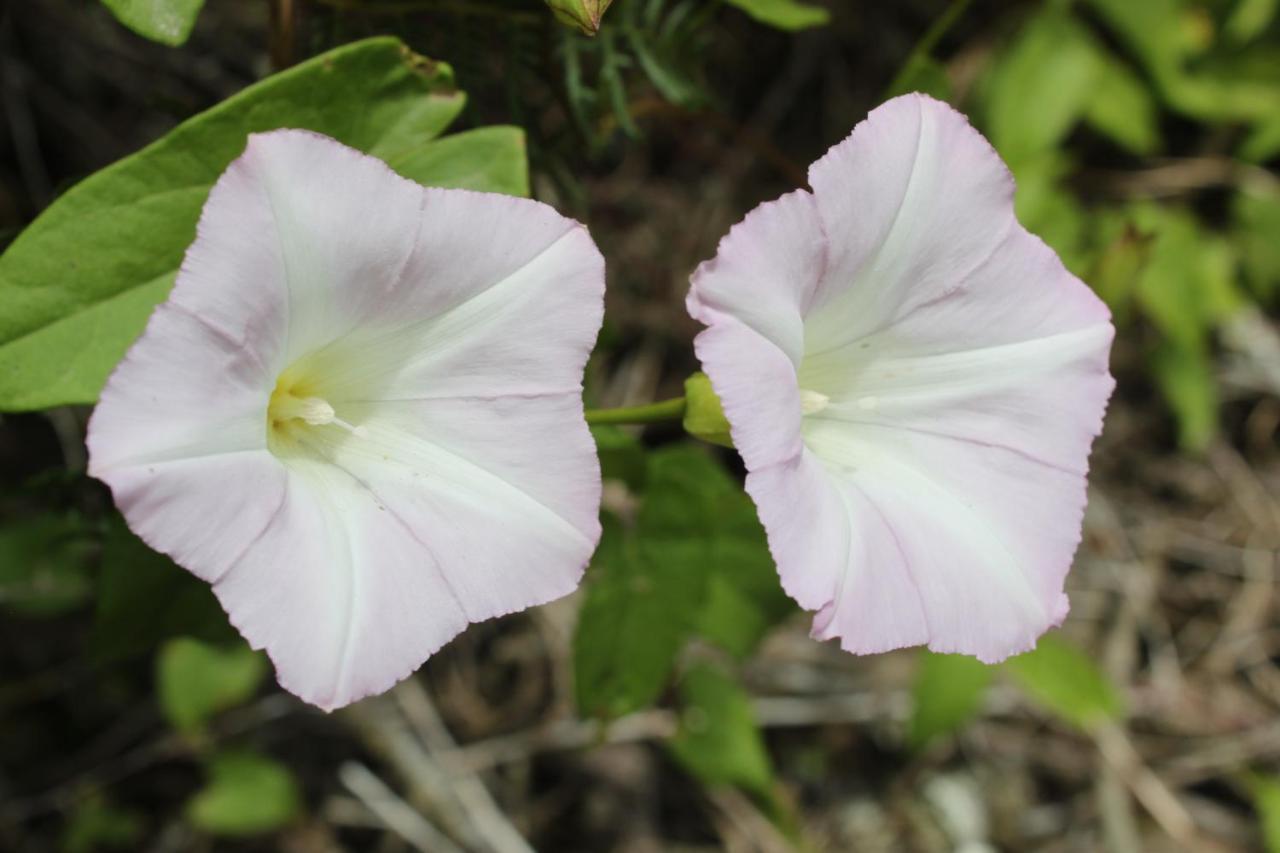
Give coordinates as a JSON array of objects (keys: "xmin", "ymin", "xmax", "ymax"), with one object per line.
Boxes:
[{"xmin": 799, "ymin": 389, "xmax": 831, "ymax": 416}]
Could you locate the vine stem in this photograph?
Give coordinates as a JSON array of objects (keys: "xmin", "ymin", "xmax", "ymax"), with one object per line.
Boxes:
[{"xmin": 584, "ymin": 397, "xmax": 686, "ymax": 426}]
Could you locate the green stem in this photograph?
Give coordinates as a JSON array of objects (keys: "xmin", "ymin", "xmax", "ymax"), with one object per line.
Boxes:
[
  {"xmin": 584, "ymin": 397, "xmax": 686, "ymax": 426},
  {"xmin": 884, "ymin": 0, "xmax": 973, "ymax": 97}
]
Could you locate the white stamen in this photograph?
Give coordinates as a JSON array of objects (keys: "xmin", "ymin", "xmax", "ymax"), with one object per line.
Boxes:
[
  {"xmin": 799, "ymin": 389, "xmax": 831, "ymax": 416},
  {"xmin": 290, "ymin": 396, "xmax": 368, "ymax": 437},
  {"xmin": 332, "ymin": 416, "xmax": 369, "ymax": 438},
  {"xmin": 295, "ymin": 396, "xmax": 336, "ymax": 425}
]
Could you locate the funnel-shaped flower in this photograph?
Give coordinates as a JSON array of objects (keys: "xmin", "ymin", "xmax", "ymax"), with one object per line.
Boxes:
[
  {"xmin": 88, "ymin": 130, "xmax": 604, "ymax": 709},
  {"xmin": 688, "ymin": 94, "xmax": 1115, "ymax": 662}
]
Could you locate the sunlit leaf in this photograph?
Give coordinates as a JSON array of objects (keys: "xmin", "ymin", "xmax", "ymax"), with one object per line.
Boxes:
[
  {"xmin": 1004, "ymin": 633, "xmax": 1124, "ymax": 730},
  {"xmin": 721, "ymin": 0, "xmax": 830, "ymax": 32},
  {"xmin": 1132, "ymin": 205, "xmax": 1241, "ymax": 348},
  {"xmin": 100, "ymin": 0, "xmax": 204, "ymax": 46},
  {"xmin": 670, "ymin": 662, "xmax": 773, "ymax": 796},
  {"xmin": 157, "ymin": 637, "xmax": 268, "ymax": 733},
  {"xmin": 574, "ymin": 514, "xmax": 695, "ymax": 719},
  {"xmin": 1089, "ymin": 218, "xmax": 1155, "ymax": 324},
  {"xmin": 1234, "ymin": 187, "xmax": 1280, "ymax": 299},
  {"xmin": 1228, "ymin": 0, "xmax": 1280, "ymax": 42},
  {"xmin": 1250, "ymin": 774, "xmax": 1280, "ymax": 853},
  {"xmin": 387, "ymin": 126, "xmax": 530, "ymax": 197},
  {"xmin": 1084, "ymin": 56, "xmax": 1161, "ymax": 155},
  {"xmin": 187, "ymin": 752, "xmax": 300, "ymax": 836},
  {"xmin": 909, "ymin": 651, "xmax": 994, "ymax": 749},
  {"xmin": 575, "ymin": 446, "xmax": 787, "ymax": 717},
  {"xmin": 1152, "ymin": 339, "xmax": 1218, "ymax": 451},
  {"xmin": 1086, "ymin": 0, "xmax": 1280, "ymax": 122},
  {"xmin": 1241, "ymin": 117, "xmax": 1280, "ymax": 162},
  {"xmin": 981, "ymin": 7, "xmax": 1102, "ymax": 165},
  {"xmin": 1011, "ymin": 153, "xmax": 1090, "ymax": 274}
]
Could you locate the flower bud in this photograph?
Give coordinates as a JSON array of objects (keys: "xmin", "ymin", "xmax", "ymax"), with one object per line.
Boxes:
[{"xmin": 545, "ymin": 0, "xmax": 613, "ymax": 35}]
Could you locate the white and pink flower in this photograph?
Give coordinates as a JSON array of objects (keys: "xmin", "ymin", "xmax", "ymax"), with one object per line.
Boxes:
[
  {"xmin": 88, "ymin": 130, "xmax": 605, "ymax": 710},
  {"xmin": 688, "ymin": 94, "xmax": 1115, "ymax": 662}
]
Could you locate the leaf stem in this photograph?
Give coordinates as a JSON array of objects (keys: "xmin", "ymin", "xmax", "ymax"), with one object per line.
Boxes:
[{"xmin": 584, "ymin": 397, "xmax": 686, "ymax": 426}]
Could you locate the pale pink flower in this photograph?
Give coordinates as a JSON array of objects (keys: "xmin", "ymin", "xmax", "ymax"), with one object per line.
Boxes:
[
  {"xmin": 687, "ymin": 94, "xmax": 1115, "ymax": 662},
  {"xmin": 88, "ymin": 130, "xmax": 604, "ymax": 710}
]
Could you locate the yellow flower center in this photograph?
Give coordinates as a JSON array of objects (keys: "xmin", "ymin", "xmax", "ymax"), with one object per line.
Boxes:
[{"xmin": 268, "ymin": 368, "xmax": 365, "ymax": 452}]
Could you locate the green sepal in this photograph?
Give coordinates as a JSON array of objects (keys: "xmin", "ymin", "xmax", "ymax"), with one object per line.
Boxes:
[{"xmin": 682, "ymin": 372, "xmax": 734, "ymax": 448}]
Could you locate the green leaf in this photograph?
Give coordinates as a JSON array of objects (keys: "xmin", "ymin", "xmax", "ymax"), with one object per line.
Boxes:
[
  {"xmin": 0, "ymin": 37, "xmax": 467, "ymax": 412},
  {"xmin": 63, "ymin": 796, "xmax": 145, "ymax": 853},
  {"xmin": 1085, "ymin": 216, "xmax": 1157, "ymax": 325},
  {"xmin": 1088, "ymin": 218, "xmax": 1155, "ymax": 324},
  {"xmin": 575, "ymin": 446, "xmax": 786, "ymax": 717},
  {"xmin": 1085, "ymin": 0, "xmax": 1280, "ymax": 122},
  {"xmin": 1152, "ymin": 339, "xmax": 1218, "ymax": 451},
  {"xmin": 721, "ymin": 0, "xmax": 830, "ymax": 32},
  {"xmin": 591, "ymin": 425, "xmax": 647, "ymax": 490},
  {"xmin": 187, "ymin": 752, "xmax": 301, "ymax": 836},
  {"xmin": 92, "ymin": 521, "xmax": 234, "ymax": 661},
  {"xmin": 1234, "ymin": 187, "xmax": 1280, "ymax": 299},
  {"xmin": 981, "ymin": 8, "xmax": 1103, "ymax": 165},
  {"xmin": 387, "ymin": 126, "xmax": 530, "ymax": 197},
  {"xmin": 1011, "ymin": 153, "xmax": 1091, "ymax": 273},
  {"xmin": 157, "ymin": 637, "xmax": 268, "ymax": 732},
  {"xmin": 1241, "ymin": 117, "xmax": 1280, "ymax": 162},
  {"xmin": 0, "ymin": 514, "xmax": 95, "ymax": 617},
  {"xmin": 696, "ymin": 496, "xmax": 793, "ymax": 659},
  {"xmin": 908, "ymin": 651, "xmax": 994, "ymax": 749},
  {"xmin": 1084, "ymin": 56, "xmax": 1161, "ymax": 156},
  {"xmin": 100, "ymin": 0, "xmax": 204, "ymax": 46},
  {"xmin": 1133, "ymin": 205, "xmax": 1241, "ymax": 349},
  {"xmin": 1126, "ymin": 204, "xmax": 1240, "ymax": 448},
  {"xmin": 575, "ymin": 514, "xmax": 687, "ymax": 719},
  {"xmin": 1226, "ymin": 0, "xmax": 1280, "ymax": 43},
  {"xmin": 1004, "ymin": 633, "xmax": 1124, "ymax": 730},
  {"xmin": 1249, "ymin": 774, "xmax": 1280, "ymax": 853},
  {"xmin": 670, "ymin": 663, "xmax": 773, "ymax": 796}
]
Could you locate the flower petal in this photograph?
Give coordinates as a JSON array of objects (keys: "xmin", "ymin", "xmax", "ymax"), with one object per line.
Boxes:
[
  {"xmin": 305, "ymin": 198, "xmax": 604, "ymax": 404},
  {"xmin": 207, "ymin": 129, "xmax": 428, "ymax": 363},
  {"xmin": 214, "ymin": 391, "xmax": 600, "ymax": 711},
  {"xmin": 88, "ymin": 300, "xmax": 287, "ymax": 586},
  {"xmin": 686, "ymin": 190, "xmax": 825, "ymax": 471},
  {"xmin": 803, "ymin": 94, "xmax": 1019, "ymax": 353},
  {"xmin": 688, "ymin": 93, "xmax": 1115, "ymax": 664},
  {"xmin": 687, "ymin": 189, "xmax": 827, "ymax": 367},
  {"xmin": 210, "ymin": 459, "xmax": 470, "ymax": 711}
]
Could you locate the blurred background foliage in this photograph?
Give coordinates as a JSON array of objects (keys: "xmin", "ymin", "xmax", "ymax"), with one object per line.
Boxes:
[{"xmin": 0, "ymin": 0, "xmax": 1278, "ymax": 850}]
